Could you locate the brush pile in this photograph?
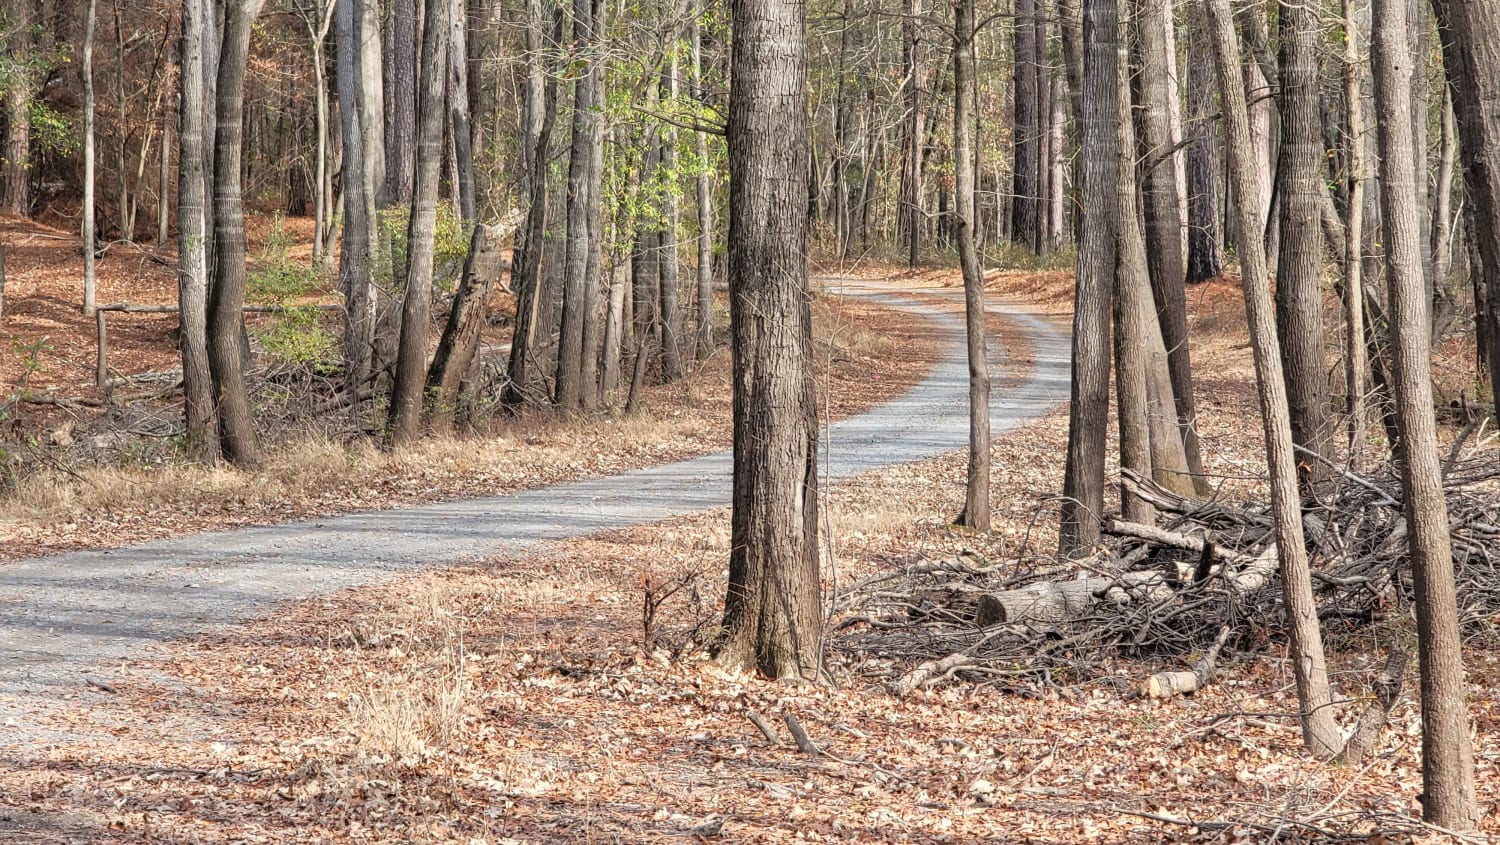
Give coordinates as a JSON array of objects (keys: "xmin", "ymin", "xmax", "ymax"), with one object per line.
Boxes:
[{"xmin": 832, "ymin": 448, "xmax": 1500, "ymax": 695}]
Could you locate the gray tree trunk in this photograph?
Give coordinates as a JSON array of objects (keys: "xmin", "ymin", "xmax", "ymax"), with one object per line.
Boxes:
[
  {"xmin": 384, "ymin": 0, "xmax": 418, "ymax": 206},
  {"xmin": 1059, "ymin": 0, "xmax": 1118, "ymax": 557},
  {"xmin": 82, "ymin": 0, "xmax": 97, "ymax": 315},
  {"xmin": 177, "ymin": 0, "xmax": 217, "ymax": 460},
  {"xmin": 388, "ymin": 0, "xmax": 450, "ymax": 447},
  {"xmin": 953, "ymin": 0, "xmax": 990, "ymax": 532},
  {"xmin": 554, "ymin": 0, "xmax": 600, "ymax": 409},
  {"xmin": 336, "ymin": 0, "xmax": 376, "ymax": 394},
  {"xmin": 1204, "ymin": 0, "xmax": 1340, "ymax": 757},
  {"xmin": 1371, "ymin": 0, "xmax": 1480, "ymax": 826}
]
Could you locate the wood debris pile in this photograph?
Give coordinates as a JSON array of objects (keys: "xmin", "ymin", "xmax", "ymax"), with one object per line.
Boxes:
[{"xmin": 832, "ymin": 451, "xmax": 1500, "ymax": 695}]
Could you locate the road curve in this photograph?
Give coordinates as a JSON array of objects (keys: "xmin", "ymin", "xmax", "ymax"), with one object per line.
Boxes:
[{"xmin": 0, "ymin": 282, "xmax": 1071, "ymax": 740}]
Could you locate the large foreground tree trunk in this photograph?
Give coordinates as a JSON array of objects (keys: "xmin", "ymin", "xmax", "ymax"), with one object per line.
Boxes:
[
  {"xmin": 177, "ymin": 0, "xmax": 217, "ymax": 460},
  {"xmin": 388, "ymin": 0, "xmax": 450, "ymax": 447},
  {"xmin": 1371, "ymin": 0, "xmax": 1480, "ymax": 826},
  {"xmin": 554, "ymin": 0, "xmax": 600, "ymax": 409},
  {"xmin": 207, "ymin": 0, "xmax": 266, "ymax": 467},
  {"xmin": 1059, "ymin": 0, "xmax": 1118, "ymax": 557},
  {"xmin": 953, "ymin": 0, "xmax": 990, "ymax": 532},
  {"xmin": 1202, "ymin": 0, "xmax": 1340, "ymax": 757},
  {"xmin": 716, "ymin": 0, "xmax": 822, "ymax": 679}
]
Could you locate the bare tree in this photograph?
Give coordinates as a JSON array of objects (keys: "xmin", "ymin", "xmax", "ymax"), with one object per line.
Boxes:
[
  {"xmin": 555, "ymin": 0, "xmax": 601, "ymax": 409},
  {"xmin": 1011, "ymin": 0, "xmax": 1041, "ymax": 252},
  {"xmin": 1341, "ymin": 0, "xmax": 1368, "ymax": 468},
  {"xmin": 384, "ymin": 0, "xmax": 418, "ymax": 206},
  {"xmin": 898, "ymin": 0, "xmax": 925, "ymax": 266},
  {"xmin": 206, "ymin": 0, "xmax": 266, "ymax": 466},
  {"xmin": 692, "ymin": 5, "xmax": 715, "ymax": 359},
  {"xmin": 1059, "ymin": 0, "xmax": 1118, "ymax": 557},
  {"xmin": 1275, "ymin": 0, "xmax": 1334, "ymax": 487},
  {"xmin": 1184, "ymin": 10, "xmax": 1221, "ymax": 283},
  {"xmin": 296, "ymin": 0, "xmax": 335, "ymax": 265},
  {"xmin": 952, "ymin": 0, "xmax": 989, "ymax": 532},
  {"xmin": 336, "ymin": 0, "xmax": 377, "ymax": 394},
  {"xmin": 389, "ymin": 0, "xmax": 451, "ymax": 447},
  {"xmin": 82, "ymin": 0, "xmax": 97, "ymax": 316},
  {"xmin": 1202, "ymin": 0, "xmax": 1340, "ymax": 757},
  {"xmin": 177, "ymin": 0, "xmax": 216, "ymax": 459},
  {"xmin": 715, "ymin": 0, "xmax": 822, "ymax": 678},
  {"xmin": 1371, "ymin": 0, "xmax": 1479, "ymax": 825},
  {"xmin": 1431, "ymin": 0, "xmax": 1500, "ymax": 419}
]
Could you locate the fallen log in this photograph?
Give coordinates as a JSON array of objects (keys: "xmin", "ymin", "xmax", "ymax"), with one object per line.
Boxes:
[
  {"xmin": 973, "ymin": 572, "xmax": 1173, "ymax": 626},
  {"xmin": 1142, "ymin": 626, "xmax": 1231, "ymax": 698}
]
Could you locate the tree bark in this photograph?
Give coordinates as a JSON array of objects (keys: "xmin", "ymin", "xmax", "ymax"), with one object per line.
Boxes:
[
  {"xmin": 177, "ymin": 0, "xmax": 217, "ymax": 460},
  {"xmin": 716, "ymin": 0, "xmax": 822, "ymax": 679},
  {"xmin": 207, "ymin": 0, "xmax": 265, "ymax": 467},
  {"xmin": 336, "ymin": 0, "xmax": 376, "ymax": 394},
  {"xmin": 658, "ymin": 56, "xmax": 684, "ymax": 383},
  {"xmin": 1132, "ymin": 0, "xmax": 1204, "ymax": 493},
  {"xmin": 384, "ymin": 0, "xmax": 418, "ymax": 206},
  {"xmin": 388, "ymin": 0, "xmax": 450, "ymax": 447},
  {"xmin": 1342, "ymin": 0, "xmax": 1368, "ymax": 469},
  {"xmin": 1371, "ymin": 0, "xmax": 1480, "ymax": 825},
  {"xmin": 693, "ymin": 7, "xmax": 715, "ymax": 359},
  {"xmin": 1432, "ymin": 0, "xmax": 1500, "ymax": 419},
  {"xmin": 449, "ymin": 0, "xmax": 477, "ymax": 223},
  {"xmin": 0, "ymin": 2, "xmax": 30, "ymax": 216},
  {"xmin": 953, "ymin": 0, "xmax": 990, "ymax": 532},
  {"xmin": 899, "ymin": 0, "xmax": 925, "ymax": 266},
  {"xmin": 82, "ymin": 0, "xmax": 97, "ymax": 315},
  {"xmin": 1184, "ymin": 17, "xmax": 1221, "ymax": 283},
  {"xmin": 554, "ymin": 0, "xmax": 600, "ymax": 409},
  {"xmin": 1275, "ymin": 0, "xmax": 1334, "ymax": 490},
  {"xmin": 1059, "ymin": 0, "xmax": 1118, "ymax": 558},
  {"xmin": 427, "ymin": 221, "xmax": 507, "ymax": 430},
  {"xmin": 1011, "ymin": 0, "xmax": 1041, "ymax": 253},
  {"xmin": 1202, "ymin": 0, "xmax": 1340, "ymax": 758}
]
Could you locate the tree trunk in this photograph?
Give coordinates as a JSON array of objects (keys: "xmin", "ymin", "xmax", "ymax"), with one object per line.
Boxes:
[
  {"xmin": 1275, "ymin": 0, "xmax": 1334, "ymax": 490},
  {"xmin": 899, "ymin": 0, "xmax": 925, "ymax": 266},
  {"xmin": 1371, "ymin": 0, "xmax": 1480, "ymax": 826},
  {"xmin": 427, "ymin": 222, "xmax": 505, "ymax": 430},
  {"xmin": 388, "ymin": 0, "xmax": 450, "ymax": 447},
  {"xmin": 336, "ymin": 0, "xmax": 376, "ymax": 395},
  {"xmin": 1202, "ymin": 0, "xmax": 1340, "ymax": 758},
  {"xmin": 580, "ymin": 2, "xmax": 607, "ymax": 410},
  {"xmin": 1431, "ymin": 87, "xmax": 1457, "ymax": 310},
  {"xmin": 0, "ymin": 43, "xmax": 29, "ymax": 214},
  {"xmin": 554, "ymin": 0, "xmax": 599, "ymax": 409},
  {"xmin": 658, "ymin": 58, "xmax": 684, "ymax": 383},
  {"xmin": 1011, "ymin": 0, "xmax": 1041, "ymax": 252},
  {"xmin": 1059, "ymin": 0, "xmax": 1118, "ymax": 557},
  {"xmin": 207, "ymin": 0, "xmax": 265, "ymax": 467},
  {"xmin": 82, "ymin": 0, "xmax": 97, "ymax": 316},
  {"xmin": 504, "ymin": 6, "xmax": 562, "ymax": 405},
  {"xmin": 384, "ymin": 0, "xmax": 418, "ymax": 206},
  {"xmin": 177, "ymin": 0, "xmax": 217, "ymax": 460},
  {"xmin": 1342, "ymin": 0, "xmax": 1368, "ymax": 469},
  {"xmin": 1184, "ymin": 20, "xmax": 1221, "ymax": 283},
  {"xmin": 1432, "ymin": 0, "xmax": 1500, "ymax": 419},
  {"xmin": 716, "ymin": 0, "xmax": 822, "ymax": 679},
  {"xmin": 953, "ymin": 0, "xmax": 990, "ymax": 532},
  {"xmin": 693, "ymin": 7, "xmax": 715, "ymax": 359},
  {"xmin": 448, "ymin": 0, "xmax": 476, "ymax": 222},
  {"xmin": 1132, "ymin": 0, "xmax": 1204, "ymax": 493}
]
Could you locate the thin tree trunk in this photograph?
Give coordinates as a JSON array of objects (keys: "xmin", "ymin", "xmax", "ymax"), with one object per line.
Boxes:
[
  {"xmin": 580, "ymin": 1, "xmax": 607, "ymax": 410},
  {"xmin": 899, "ymin": 0, "xmax": 925, "ymax": 266},
  {"xmin": 693, "ymin": 7, "xmax": 715, "ymax": 359},
  {"xmin": 1343, "ymin": 0, "xmax": 1368, "ymax": 469},
  {"xmin": 1431, "ymin": 87, "xmax": 1457, "ymax": 301},
  {"xmin": 658, "ymin": 57, "xmax": 684, "ymax": 383},
  {"xmin": 554, "ymin": 0, "xmax": 599, "ymax": 408},
  {"xmin": 1275, "ymin": 0, "xmax": 1334, "ymax": 490},
  {"xmin": 1207, "ymin": 0, "xmax": 1342, "ymax": 755},
  {"xmin": 0, "ymin": 7, "xmax": 30, "ymax": 216},
  {"xmin": 158, "ymin": 94, "xmax": 171, "ymax": 245},
  {"xmin": 1059, "ymin": 0, "xmax": 1118, "ymax": 557},
  {"xmin": 82, "ymin": 0, "xmax": 97, "ymax": 316},
  {"xmin": 449, "ymin": 0, "xmax": 476, "ymax": 222},
  {"xmin": 716, "ymin": 0, "xmax": 822, "ymax": 679},
  {"xmin": 207, "ymin": 0, "xmax": 266, "ymax": 467},
  {"xmin": 177, "ymin": 0, "xmax": 217, "ymax": 460},
  {"xmin": 389, "ymin": 0, "xmax": 450, "ymax": 446},
  {"xmin": 1011, "ymin": 0, "xmax": 1041, "ymax": 252},
  {"xmin": 1371, "ymin": 0, "xmax": 1480, "ymax": 825},
  {"xmin": 337, "ymin": 0, "xmax": 376, "ymax": 394},
  {"xmin": 1132, "ymin": 0, "xmax": 1204, "ymax": 493},
  {"xmin": 385, "ymin": 0, "xmax": 418, "ymax": 205},
  {"xmin": 953, "ymin": 0, "xmax": 990, "ymax": 532}
]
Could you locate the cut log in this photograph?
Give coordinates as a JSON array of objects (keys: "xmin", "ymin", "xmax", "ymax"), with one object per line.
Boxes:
[
  {"xmin": 974, "ymin": 572, "xmax": 1173, "ymax": 626},
  {"xmin": 1142, "ymin": 626, "xmax": 1231, "ymax": 698},
  {"xmin": 1102, "ymin": 519, "xmax": 1279, "ymax": 593},
  {"xmin": 1335, "ymin": 648, "xmax": 1409, "ymax": 765}
]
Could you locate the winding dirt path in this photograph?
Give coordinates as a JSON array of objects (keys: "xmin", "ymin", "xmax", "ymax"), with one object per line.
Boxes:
[{"xmin": 0, "ymin": 282, "xmax": 1070, "ymax": 743}]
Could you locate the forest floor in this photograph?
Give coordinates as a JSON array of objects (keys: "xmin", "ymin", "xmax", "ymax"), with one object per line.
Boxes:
[{"xmin": 1, "ymin": 242, "xmax": 1497, "ymax": 842}]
